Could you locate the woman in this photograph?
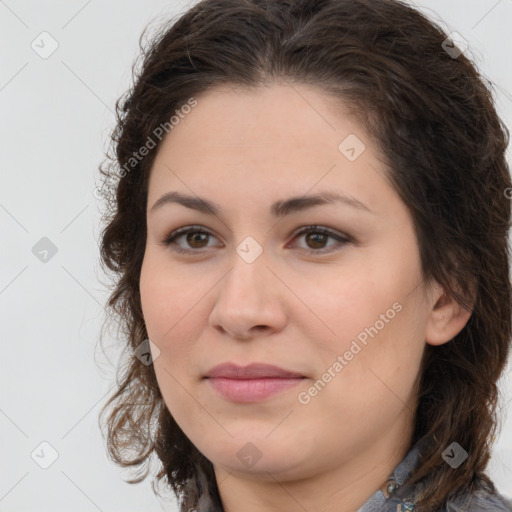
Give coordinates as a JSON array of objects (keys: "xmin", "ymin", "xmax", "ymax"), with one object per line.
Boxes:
[{"xmin": 97, "ymin": 0, "xmax": 512, "ymax": 511}]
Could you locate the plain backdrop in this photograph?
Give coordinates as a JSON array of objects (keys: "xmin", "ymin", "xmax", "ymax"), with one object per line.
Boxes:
[{"xmin": 1, "ymin": 1, "xmax": 511, "ymax": 511}]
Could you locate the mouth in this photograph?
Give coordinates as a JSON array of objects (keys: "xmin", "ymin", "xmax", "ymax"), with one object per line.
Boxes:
[
  {"xmin": 204, "ymin": 362, "xmax": 307, "ymax": 402},
  {"xmin": 204, "ymin": 362, "xmax": 305, "ymax": 379}
]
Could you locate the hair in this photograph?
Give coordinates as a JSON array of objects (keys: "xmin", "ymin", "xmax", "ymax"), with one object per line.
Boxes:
[{"xmin": 96, "ymin": 0, "xmax": 512, "ymax": 511}]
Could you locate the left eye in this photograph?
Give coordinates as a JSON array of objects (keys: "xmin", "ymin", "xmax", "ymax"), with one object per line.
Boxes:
[
  {"xmin": 161, "ymin": 225, "xmax": 351, "ymax": 255},
  {"xmin": 290, "ymin": 226, "xmax": 351, "ymax": 253}
]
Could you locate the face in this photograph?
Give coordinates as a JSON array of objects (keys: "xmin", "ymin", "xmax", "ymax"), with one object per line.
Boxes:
[{"xmin": 139, "ymin": 83, "xmax": 435, "ymax": 482}]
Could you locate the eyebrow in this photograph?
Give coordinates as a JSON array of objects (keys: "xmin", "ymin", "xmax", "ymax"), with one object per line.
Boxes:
[{"xmin": 149, "ymin": 190, "xmax": 374, "ymax": 217}]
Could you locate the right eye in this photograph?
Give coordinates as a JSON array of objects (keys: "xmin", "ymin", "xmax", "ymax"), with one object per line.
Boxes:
[{"xmin": 161, "ymin": 225, "xmax": 222, "ymax": 254}]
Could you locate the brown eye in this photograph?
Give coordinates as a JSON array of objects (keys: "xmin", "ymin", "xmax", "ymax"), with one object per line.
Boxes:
[
  {"xmin": 162, "ymin": 225, "xmax": 351, "ymax": 256},
  {"xmin": 289, "ymin": 226, "xmax": 351, "ymax": 254},
  {"xmin": 304, "ymin": 231, "xmax": 329, "ymax": 249},
  {"xmin": 162, "ymin": 225, "xmax": 220, "ymax": 254},
  {"xmin": 185, "ymin": 231, "xmax": 210, "ymax": 249}
]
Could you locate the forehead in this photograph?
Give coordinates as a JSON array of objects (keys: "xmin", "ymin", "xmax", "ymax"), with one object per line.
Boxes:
[
  {"xmin": 145, "ymin": 82, "xmax": 404, "ymax": 224},
  {"xmin": 149, "ymin": 83, "xmax": 379, "ymax": 181},
  {"xmin": 159, "ymin": 82, "xmax": 364, "ymax": 151}
]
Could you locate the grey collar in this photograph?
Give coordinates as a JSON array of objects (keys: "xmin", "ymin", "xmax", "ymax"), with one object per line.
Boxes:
[{"xmin": 356, "ymin": 439, "xmax": 426, "ymax": 512}]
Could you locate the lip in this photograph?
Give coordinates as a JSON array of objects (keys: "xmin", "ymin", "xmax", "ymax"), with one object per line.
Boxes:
[
  {"xmin": 204, "ymin": 363, "xmax": 306, "ymax": 402},
  {"xmin": 205, "ymin": 362, "xmax": 305, "ymax": 379}
]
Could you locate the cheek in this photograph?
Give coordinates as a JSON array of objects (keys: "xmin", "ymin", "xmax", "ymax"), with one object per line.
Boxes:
[
  {"xmin": 300, "ymin": 254, "xmax": 426, "ymax": 407},
  {"xmin": 291, "ymin": 262, "xmax": 403, "ymax": 358},
  {"xmin": 308, "ymin": 289, "xmax": 426, "ymax": 431},
  {"xmin": 139, "ymin": 253, "xmax": 225, "ymax": 393},
  {"xmin": 139, "ymin": 252, "xmax": 205, "ymax": 344},
  {"xmin": 139, "ymin": 258, "xmax": 206, "ymax": 425}
]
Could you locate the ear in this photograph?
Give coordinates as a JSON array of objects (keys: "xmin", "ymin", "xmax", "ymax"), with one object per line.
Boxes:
[{"xmin": 425, "ymin": 281, "xmax": 474, "ymax": 346}]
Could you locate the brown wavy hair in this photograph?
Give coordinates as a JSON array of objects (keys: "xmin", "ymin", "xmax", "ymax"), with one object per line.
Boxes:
[{"xmin": 96, "ymin": 0, "xmax": 512, "ymax": 510}]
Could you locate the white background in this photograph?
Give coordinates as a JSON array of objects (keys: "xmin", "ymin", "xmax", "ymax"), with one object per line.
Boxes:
[{"xmin": 1, "ymin": 1, "xmax": 511, "ymax": 511}]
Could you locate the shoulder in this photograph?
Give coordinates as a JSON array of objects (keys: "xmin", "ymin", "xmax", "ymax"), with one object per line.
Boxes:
[{"xmin": 443, "ymin": 476, "xmax": 512, "ymax": 512}]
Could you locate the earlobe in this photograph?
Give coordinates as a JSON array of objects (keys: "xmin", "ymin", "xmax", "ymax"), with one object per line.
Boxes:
[{"xmin": 425, "ymin": 285, "xmax": 474, "ymax": 347}]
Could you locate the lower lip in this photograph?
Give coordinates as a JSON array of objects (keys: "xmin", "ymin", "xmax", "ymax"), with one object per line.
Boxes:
[{"xmin": 206, "ymin": 377, "xmax": 305, "ymax": 402}]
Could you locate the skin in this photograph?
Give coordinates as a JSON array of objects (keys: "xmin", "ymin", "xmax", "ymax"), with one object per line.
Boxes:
[{"xmin": 139, "ymin": 82, "xmax": 472, "ymax": 512}]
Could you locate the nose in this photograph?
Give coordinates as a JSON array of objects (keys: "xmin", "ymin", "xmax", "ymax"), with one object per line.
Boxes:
[{"xmin": 208, "ymin": 247, "xmax": 288, "ymax": 341}]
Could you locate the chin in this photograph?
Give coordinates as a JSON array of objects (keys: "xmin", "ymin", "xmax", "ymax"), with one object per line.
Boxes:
[{"xmin": 203, "ymin": 438, "xmax": 308, "ymax": 478}]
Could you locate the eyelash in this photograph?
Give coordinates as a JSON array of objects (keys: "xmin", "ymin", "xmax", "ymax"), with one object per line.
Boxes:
[{"xmin": 161, "ymin": 225, "xmax": 352, "ymax": 255}]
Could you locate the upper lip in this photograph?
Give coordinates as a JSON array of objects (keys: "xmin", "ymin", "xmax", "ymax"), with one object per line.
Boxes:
[{"xmin": 204, "ymin": 362, "xmax": 305, "ymax": 379}]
